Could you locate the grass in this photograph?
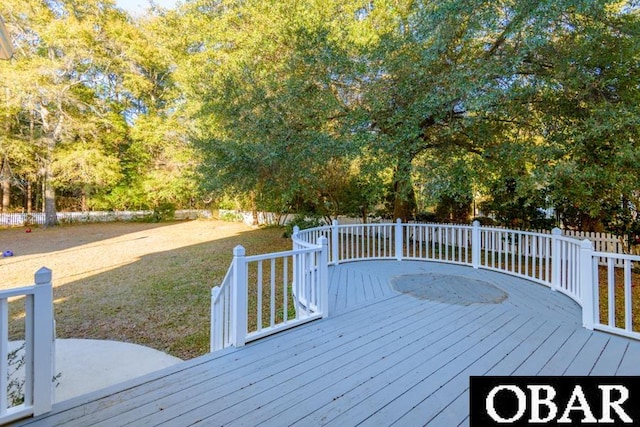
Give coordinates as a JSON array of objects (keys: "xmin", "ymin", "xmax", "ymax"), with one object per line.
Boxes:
[
  {"xmin": 2, "ymin": 220, "xmax": 292, "ymax": 360},
  {"xmin": 245, "ymin": 257, "xmax": 298, "ymax": 333},
  {"xmin": 596, "ymin": 265, "xmax": 640, "ymax": 332}
]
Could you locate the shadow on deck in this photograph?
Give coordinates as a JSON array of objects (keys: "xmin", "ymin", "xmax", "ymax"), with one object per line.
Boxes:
[{"xmin": 16, "ymin": 261, "xmax": 640, "ymax": 426}]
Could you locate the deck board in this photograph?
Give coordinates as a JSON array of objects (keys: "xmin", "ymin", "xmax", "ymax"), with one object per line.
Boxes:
[
  {"xmin": 15, "ymin": 260, "xmax": 640, "ymax": 427},
  {"xmin": 344, "ymin": 313, "xmax": 540, "ymax": 427},
  {"xmin": 193, "ymin": 304, "xmax": 487, "ymax": 426},
  {"xmin": 618, "ymin": 339, "xmax": 640, "ymax": 375},
  {"xmin": 146, "ymin": 301, "xmax": 463, "ymax": 426},
  {"xmin": 537, "ymin": 329, "xmax": 592, "ymax": 375}
]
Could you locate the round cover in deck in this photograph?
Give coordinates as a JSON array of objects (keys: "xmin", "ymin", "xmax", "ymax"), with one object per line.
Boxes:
[{"xmin": 391, "ymin": 273, "xmax": 508, "ymax": 306}]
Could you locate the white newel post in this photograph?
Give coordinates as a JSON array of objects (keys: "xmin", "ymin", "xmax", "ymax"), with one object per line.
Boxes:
[
  {"xmin": 318, "ymin": 237, "xmax": 329, "ymax": 318},
  {"xmin": 331, "ymin": 220, "xmax": 339, "ymax": 265},
  {"xmin": 472, "ymin": 220, "xmax": 480, "ymax": 269},
  {"xmin": 579, "ymin": 239, "xmax": 595, "ymax": 330},
  {"xmin": 32, "ymin": 267, "xmax": 54, "ymax": 415},
  {"xmin": 551, "ymin": 228, "xmax": 562, "ymax": 292},
  {"xmin": 292, "ymin": 226, "xmax": 300, "ymax": 249},
  {"xmin": 231, "ymin": 246, "xmax": 247, "ymax": 347},
  {"xmin": 395, "ymin": 218, "xmax": 403, "ymax": 261}
]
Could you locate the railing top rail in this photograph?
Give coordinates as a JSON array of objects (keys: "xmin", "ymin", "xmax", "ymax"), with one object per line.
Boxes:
[
  {"xmin": 479, "ymin": 226, "xmax": 555, "ymax": 238},
  {"xmin": 409, "ymin": 222, "xmax": 473, "ymax": 229},
  {"xmin": 291, "ymin": 234, "xmax": 322, "ymax": 249},
  {"xmin": 592, "ymin": 251, "xmax": 640, "ymax": 261},
  {"xmin": 0, "ymin": 285, "xmax": 39, "ymax": 298},
  {"xmin": 553, "ymin": 234, "xmax": 586, "ymax": 244},
  {"xmin": 332, "ymin": 223, "xmax": 397, "ymax": 231},
  {"xmin": 215, "ymin": 264, "xmax": 233, "ymax": 290},
  {"xmin": 244, "ymin": 246, "xmax": 321, "ymax": 263}
]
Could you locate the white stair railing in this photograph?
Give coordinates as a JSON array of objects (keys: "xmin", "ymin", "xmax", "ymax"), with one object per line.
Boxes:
[
  {"xmin": 210, "ymin": 238, "xmax": 328, "ymax": 352},
  {"xmin": 1, "ymin": 267, "xmax": 55, "ymax": 425}
]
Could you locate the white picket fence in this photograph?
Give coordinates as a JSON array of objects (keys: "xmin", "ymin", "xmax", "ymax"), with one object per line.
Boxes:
[{"xmin": 0, "ymin": 210, "xmax": 213, "ymax": 227}]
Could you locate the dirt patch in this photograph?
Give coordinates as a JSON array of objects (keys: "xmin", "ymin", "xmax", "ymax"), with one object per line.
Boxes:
[{"xmin": 0, "ymin": 220, "xmax": 292, "ymax": 359}]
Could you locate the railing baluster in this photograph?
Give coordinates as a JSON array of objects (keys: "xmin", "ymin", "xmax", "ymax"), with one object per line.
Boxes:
[
  {"xmin": 608, "ymin": 258, "xmax": 615, "ymax": 327},
  {"xmin": 510, "ymin": 232, "xmax": 516, "ymax": 273},
  {"xmin": 444, "ymin": 227, "xmax": 449, "ymax": 261},
  {"xmin": 350, "ymin": 226, "xmax": 355, "ymax": 260},
  {"xmin": 625, "ymin": 259, "xmax": 632, "ymax": 331},
  {"xmin": 270, "ymin": 258, "xmax": 276, "ymax": 328},
  {"xmin": 1, "ymin": 298, "xmax": 7, "ymax": 417},
  {"xmin": 283, "ymin": 257, "xmax": 288, "ymax": 323},
  {"xmin": 491, "ymin": 231, "xmax": 496, "ymax": 268},
  {"xmin": 257, "ymin": 261, "xmax": 263, "ymax": 332},
  {"xmin": 545, "ymin": 237, "xmax": 551, "ymax": 283},
  {"xmin": 24, "ymin": 293, "xmax": 34, "ymax": 408},
  {"xmin": 593, "ymin": 256, "xmax": 600, "ymax": 325}
]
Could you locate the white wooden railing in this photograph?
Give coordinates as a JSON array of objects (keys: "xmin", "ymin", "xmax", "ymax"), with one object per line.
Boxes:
[
  {"xmin": 588, "ymin": 251, "xmax": 640, "ymax": 340},
  {"xmin": 1, "ymin": 268, "xmax": 55, "ymax": 425},
  {"xmin": 210, "ymin": 235, "xmax": 329, "ymax": 352},
  {"xmin": 211, "ymin": 219, "xmax": 640, "ymax": 348}
]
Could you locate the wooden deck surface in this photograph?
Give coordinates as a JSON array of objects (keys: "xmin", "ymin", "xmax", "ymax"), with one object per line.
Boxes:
[{"xmin": 15, "ymin": 261, "xmax": 640, "ymax": 426}]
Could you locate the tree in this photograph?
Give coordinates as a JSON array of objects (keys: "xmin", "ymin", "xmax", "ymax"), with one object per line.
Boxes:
[
  {"xmin": 1, "ymin": 0, "xmax": 130, "ymax": 223},
  {"xmin": 530, "ymin": 1, "xmax": 640, "ymax": 231},
  {"xmin": 0, "ymin": 0, "xmax": 200, "ymax": 220},
  {"xmin": 175, "ymin": 0, "xmax": 358, "ymax": 217}
]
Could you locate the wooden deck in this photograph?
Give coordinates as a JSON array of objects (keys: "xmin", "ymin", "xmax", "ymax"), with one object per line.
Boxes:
[{"xmin": 15, "ymin": 261, "xmax": 640, "ymax": 426}]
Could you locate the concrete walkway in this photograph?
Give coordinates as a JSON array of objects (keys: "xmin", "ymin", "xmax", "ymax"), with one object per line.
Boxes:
[{"xmin": 9, "ymin": 339, "xmax": 182, "ymax": 403}]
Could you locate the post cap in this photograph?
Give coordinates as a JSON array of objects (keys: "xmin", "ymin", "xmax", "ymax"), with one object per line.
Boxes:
[{"xmin": 34, "ymin": 266, "xmax": 52, "ymax": 285}]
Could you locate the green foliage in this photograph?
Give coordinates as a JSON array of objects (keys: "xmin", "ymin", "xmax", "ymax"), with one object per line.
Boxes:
[
  {"xmin": 283, "ymin": 214, "xmax": 325, "ymax": 238},
  {"xmin": 0, "ymin": 0, "xmax": 200, "ymax": 221},
  {"xmin": 2, "ymin": 0, "xmax": 638, "ymax": 232},
  {"xmin": 7, "ymin": 343, "xmax": 25, "ymax": 407},
  {"xmin": 435, "ymin": 195, "xmax": 472, "ymax": 224},
  {"xmin": 6, "ymin": 342, "xmax": 61, "ymax": 407},
  {"xmin": 153, "ymin": 202, "xmax": 176, "ymax": 222},
  {"xmin": 220, "ymin": 211, "xmax": 243, "ymax": 222},
  {"xmin": 602, "ymin": 196, "xmax": 640, "ymax": 254}
]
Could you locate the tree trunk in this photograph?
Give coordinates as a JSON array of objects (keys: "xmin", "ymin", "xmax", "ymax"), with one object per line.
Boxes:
[
  {"xmin": 361, "ymin": 206, "xmax": 368, "ymax": 224},
  {"xmin": 249, "ymin": 190, "xmax": 258, "ymax": 226},
  {"xmin": 43, "ymin": 139, "xmax": 57, "ymax": 227},
  {"xmin": 1, "ymin": 178, "xmax": 9, "ymax": 212},
  {"xmin": 26, "ymin": 181, "xmax": 32, "ymax": 213},
  {"xmin": 1, "ymin": 158, "xmax": 9, "ymax": 212},
  {"xmin": 44, "ymin": 179, "xmax": 57, "ymax": 227},
  {"xmin": 81, "ymin": 187, "xmax": 87, "ymax": 211},
  {"xmin": 392, "ymin": 153, "xmax": 416, "ymax": 222}
]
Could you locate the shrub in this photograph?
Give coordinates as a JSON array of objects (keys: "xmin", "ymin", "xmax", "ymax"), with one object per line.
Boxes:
[
  {"xmin": 282, "ymin": 214, "xmax": 324, "ymax": 238},
  {"xmin": 220, "ymin": 211, "xmax": 244, "ymax": 222},
  {"xmin": 153, "ymin": 203, "xmax": 176, "ymax": 222}
]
